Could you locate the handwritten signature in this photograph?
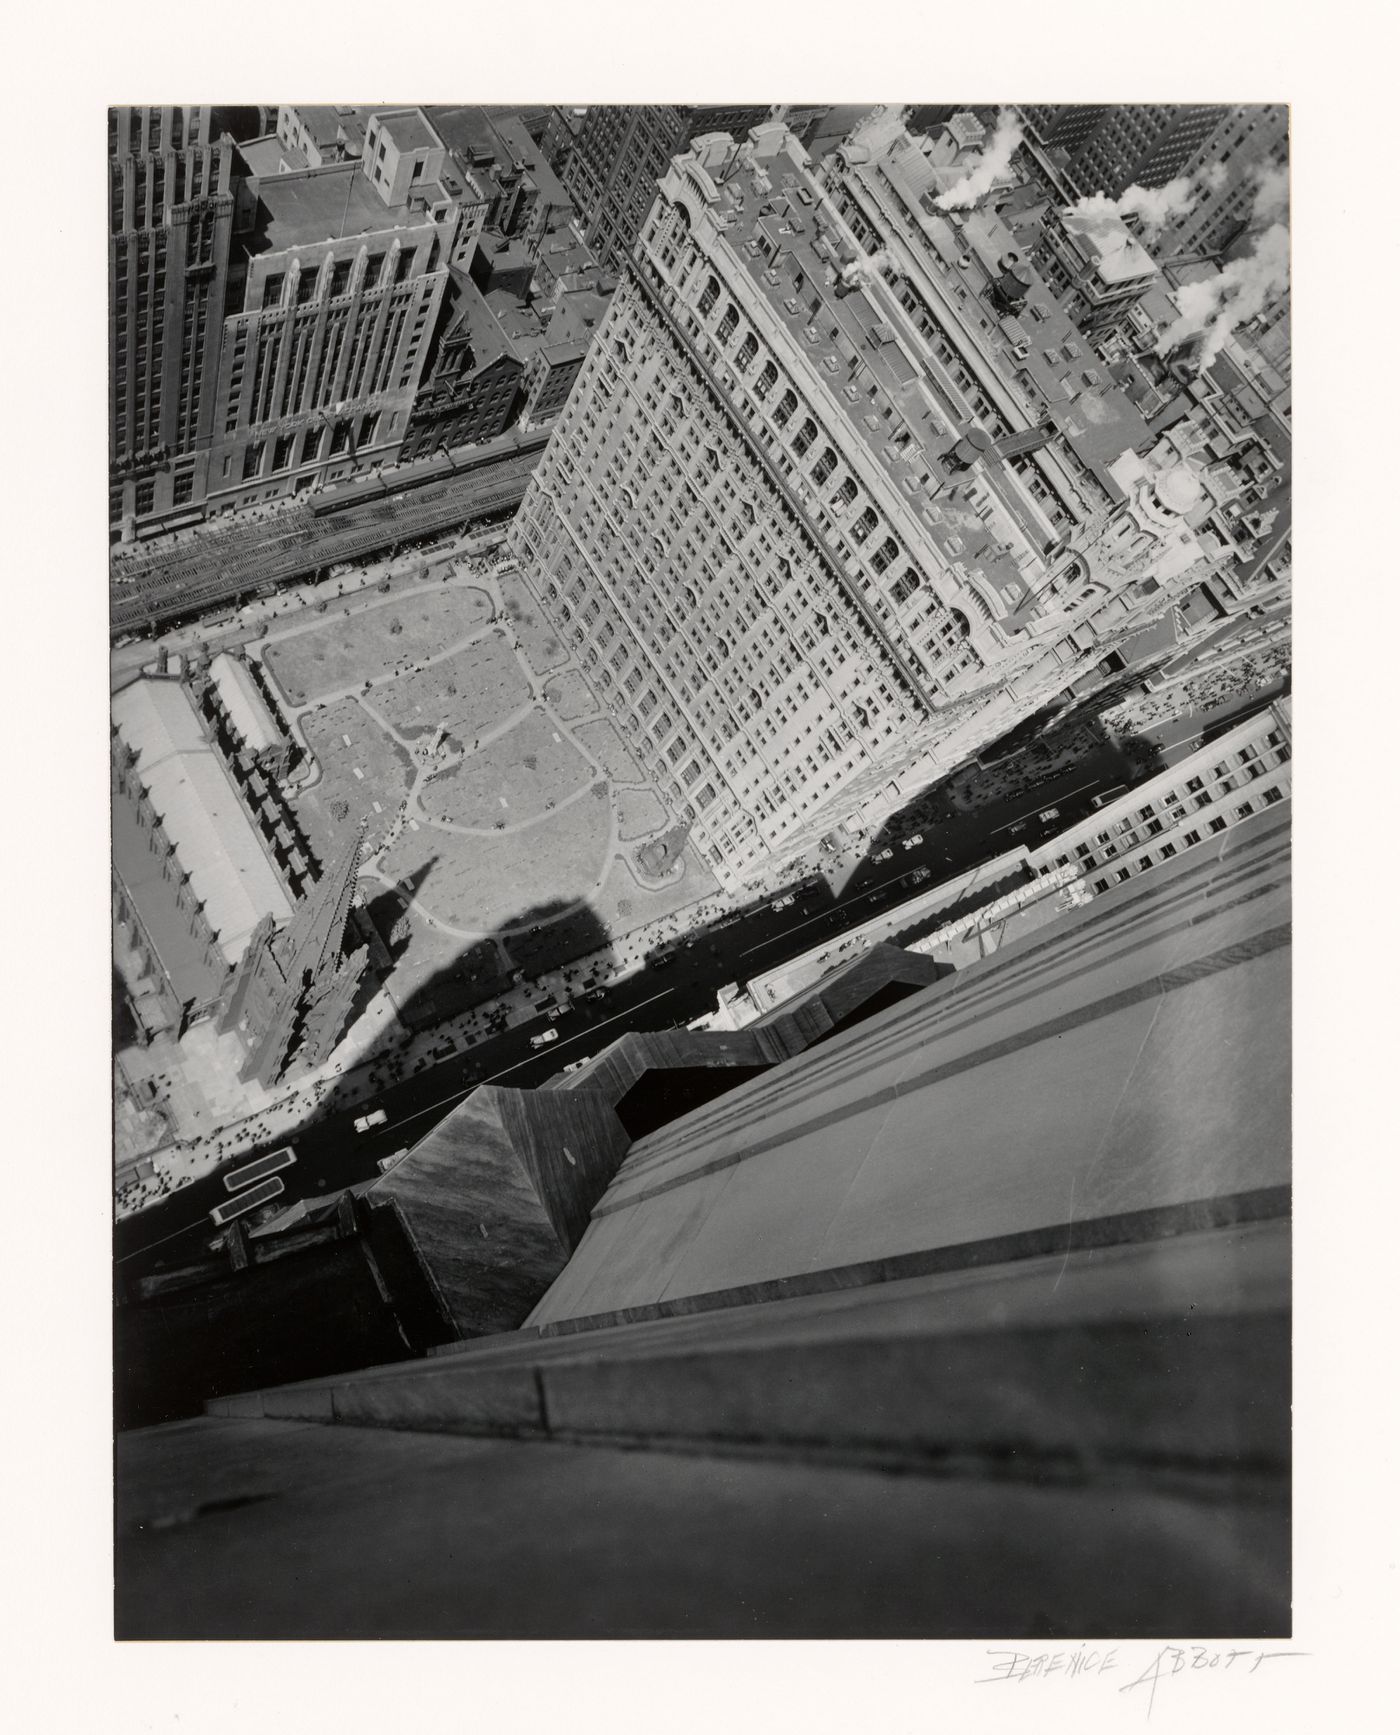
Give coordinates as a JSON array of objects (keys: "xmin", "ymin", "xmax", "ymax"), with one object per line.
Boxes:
[{"xmin": 978, "ymin": 1645, "xmax": 1307, "ymax": 1719}]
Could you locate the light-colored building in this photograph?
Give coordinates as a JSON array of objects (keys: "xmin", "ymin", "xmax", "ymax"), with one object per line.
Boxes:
[
  {"xmin": 204, "ymin": 117, "xmax": 462, "ymax": 512},
  {"xmin": 509, "ymin": 118, "xmax": 1226, "ymax": 888}
]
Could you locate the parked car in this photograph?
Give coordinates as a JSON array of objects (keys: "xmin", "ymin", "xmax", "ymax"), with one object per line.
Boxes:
[
  {"xmin": 907, "ymin": 867, "xmax": 932, "ymax": 885},
  {"xmin": 583, "ymin": 990, "xmax": 607, "ymax": 1005},
  {"xmin": 353, "ymin": 1108, "xmax": 387, "ymax": 1133},
  {"xmin": 873, "ymin": 847, "xmax": 895, "ymax": 863},
  {"xmin": 547, "ymin": 1006, "xmax": 565, "ymax": 1020},
  {"xmin": 1037, "ymin": 807, "xmax": 1061, "ymax": 823},
  {"xmin": 902, "ymin": 834, "xmax": 924, "ymax": 849},
  {"xmin": 771, "ymin": 894, "xmax": 795, "ymax": 911},
  {"xmin": 562, "ymin": 1056, "xmax": 593, "ymax": 1075},
  {"xmin": 529, "ymin": 1029, "xmax": 559, "ymax": 1048}
]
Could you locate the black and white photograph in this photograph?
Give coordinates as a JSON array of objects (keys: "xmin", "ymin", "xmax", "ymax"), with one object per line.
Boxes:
[{"xmin": 8, "ymin": 2, "xmax": 1392, "ymax": 1727}]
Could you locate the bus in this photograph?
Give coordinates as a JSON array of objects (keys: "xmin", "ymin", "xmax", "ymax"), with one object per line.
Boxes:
[
  {"xmin": 209, "ymin": 1176, "xmax": 285, "ymax": 1226},
  {"xmin": 222, "ymin": 1146, "xmax": 297, "ymax": 1193}
]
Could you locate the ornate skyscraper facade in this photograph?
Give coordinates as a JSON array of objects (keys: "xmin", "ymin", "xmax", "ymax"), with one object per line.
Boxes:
[{"xmin": 509, "ymin": 118, "xmax": 1220, "ymax": 888}]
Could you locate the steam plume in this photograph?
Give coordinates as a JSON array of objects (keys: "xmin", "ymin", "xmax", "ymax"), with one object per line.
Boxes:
[
  {"xmin": 1067, "ymin": 174, "xmax": 1198, "ymax": 242},
  {"xmin": 1251, "ymin": 162, "xmax": 1289, "ymax": 226},
  {"xmin": 1155, "ymin": 221, "xmax": 1290, "ymax": 369},
  {"xmin": 935, "ymin": 108, "xmax": 1024, "ymax": 211}
]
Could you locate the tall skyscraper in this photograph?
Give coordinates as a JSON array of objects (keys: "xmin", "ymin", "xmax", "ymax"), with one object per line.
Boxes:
[
  {"xmin": 218, "ymin": 821, "xmax": 369, "ymax": 1086},
  {"xmin": 1022, "ymin": 103, "xmax": 1289, "ymax": 258},
  {"xmin": 118, "ymin": 802, "xmax": 1291, "ymax": 1639},
  {"xmin": 562, "ymin": 104, "xmax": 772, "ymax": 272},
  {"xmin": 108, "ymin": 106, "xmax": 236, "ymax": 538},
  {"xmin": 509, "ymin": 118, "xmax": 1222, "ymax": 888}
]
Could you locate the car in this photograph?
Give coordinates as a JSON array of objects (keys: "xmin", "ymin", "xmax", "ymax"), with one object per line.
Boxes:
[
  {"xmin": 873, "ymin": 848, "xmax": 895, "ymax": 863},
  {"xmin": 770, "ymin": 894, "xmax": 795, "ymax": 911},
  {"xmin": 902, "ymin": 834, "xmax": 924, "ymax": 849},
  {"xmin": 547, "ymin": 1006, "xmax": 565, "ymax": 1020},
  {"xmin": 583, "ymin": 990, "xmax": 607, "ymax": 1005},
  {"xmin": 1037, "ymin": 807, "xmax": 1061, "ymax": 823},
  {"xmin": 561, "ymin": 1056, "xmax": 593, "ymax": 1075},
  {"xmin": 906, "ymin": 867, "xmax": 932, "ymax": 885},
  {"xmin": 651, "ymin": 954, "xmax": 675, "ymax": 969},
  {"xmin": 353, "ymin": 1108, "xmax": 388, "ymax": 1133},
  {"xmin": 529, "ymin": 1029, "xmax": 559, "ymax": 1048}
]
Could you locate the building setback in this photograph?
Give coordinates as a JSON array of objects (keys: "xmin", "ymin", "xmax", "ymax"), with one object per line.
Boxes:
[{"xmin": 509, "ymin": 118, "xmax": 1227, "ymax": 888}]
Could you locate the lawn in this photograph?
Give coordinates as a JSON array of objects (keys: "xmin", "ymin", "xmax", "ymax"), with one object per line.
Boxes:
[
  {"xmin": 615, "ymin": 786, "xmax": 668, "ymax": 842},
  {"xmin": 418, "ymin": 709, "xmax": 595, "ymax": 829},
  {"xmin": 262, "ymin": 586, "xmax": 492, "ymax": 706},
  {"xmin": 573, "ymin": 718, "xmax": 643, "ymax": 784},
  {"xmin": 368, "ymin": 633, "xmax": 531, "ymax": 746},
  {"xmin": 543, "ymin": 669, "xmax": 598, "ymax": 722},
  {"xmin": 497, "ymin": 569, "xmax": 567, "ymax": 674},
  {"xmin": 593, "ymin": 844, "xmax": 719, "ymax": 933},
  {"xmin": 378, "ymin": 793, "xmax": 616, "ymax": 933},
  {"xmin": 293, "ymin": 696, "xmax": 416, "ymax": 857}
]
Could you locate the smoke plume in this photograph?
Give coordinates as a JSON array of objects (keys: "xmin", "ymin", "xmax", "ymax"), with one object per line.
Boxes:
[
  {"xmin": 1155, "ymin": 220, "xmax": 1290, "ymax": 369},
  {"xmin": 1067, "ymin": 174, "xmax": 1199, "ymax": 242},
  {"xmin": 840, "ymin": 247, "xmax": 896, "ymax": 289},
  {"xmin": 1251, "ymin": 163, "xmax": 1289, "ymax": 226},
  {"xmin": 934, "ymin": 108, "xmax": 1024, "ymax": 211}
]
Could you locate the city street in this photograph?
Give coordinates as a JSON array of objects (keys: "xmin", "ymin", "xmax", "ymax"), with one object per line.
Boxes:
[
  {"xmin": 111, "ymin": 745, "xmax": 1123, "ymax": 1280},
  {"xmin": 114, "ymin": 685, "xmax": 1284, "ymax": 1283}
]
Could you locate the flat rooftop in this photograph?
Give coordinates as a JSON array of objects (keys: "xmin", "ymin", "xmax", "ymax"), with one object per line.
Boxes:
[
  {"xmin": 250, "ymin": 162, "xmax": 444, "ymax": 254},
  {"xmin": 377, "ymin": 107, "xmax": 441, "ymax": 155}
]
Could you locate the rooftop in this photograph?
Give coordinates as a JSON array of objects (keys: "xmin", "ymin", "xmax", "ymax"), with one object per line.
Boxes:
[
  {"xmin": 1061, "ymin": 206, "xmax": 1159, "ymax": 286},
  {"xmin": 688, "ymin": 128, "xmax": 1148, "ymax": 612},
  {"xmin": 112, "ymin": 680, "xmax": 292, "ymax": 962},
  {"xmin": 376, "ymin": 107, "xmax": 441, "ymax": 156},
  {"xmin": 249, "ymin": 161, "xmax": 445, "ymax": 254}
]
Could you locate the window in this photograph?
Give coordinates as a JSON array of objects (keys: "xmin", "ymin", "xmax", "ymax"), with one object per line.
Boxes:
[
  {"xmin": 395, "ymin": 248, "xmax": 414, "ymax": 284},
  {"xmin": 870, "ymin": 537, "xmax": 898, "ymax": 575},
  {"xmin": 262, "ymin": 273, "xmax": 284, "ymax": 310},
  {"xmin": 792, "ymin": 418, "xmax": 817, "ymax": 458},
  {"xmin": 850, "ymin": 507, "xmax": 877, "ymax": 545},
  {"xmin": 242, "ymin": 441, "xmax": 264, "ymax": 481},
  {"xmin": 811, "ymin": 446, "xmax": 837, "ymax": 485},
  {"xmin": 697, "ymin": 276, "xmax": 720, "ymax": 317},
  {"xmin": 134, "ymin": 478, "xmax": 155, "ymax": 514},
  {"xmin": 717, "ymin": 305, "xmax": 739, "ymax": 343},
  {"xmin": 754, "ymin": 360, "xmax": 778, "ymax": 400},
  {"xmin": 273, "ymin": 434, "xmax": 296, "ymax": 471},
  {"xmin": 329, "ymin": 420, "xmax": 351, "ymax": 456},
  {"xmin": 363, "ymin": 254, "xmax": 384, "ymax": 290},
  {"xmin": 296, "ymin": 268, "xmax": 318, "ymax": 305},
  {"xmin": 359, "ymin": 411, "xmax": 380, "ymax": 446},
  {"xmin": 772, "ymin": 390, "xmax": 798, "ymax": 428},
  {"xmin": 1261, "ymin": 786, "xmax": 1284, "ymax": 806},
  {"xmin": 329, "ymin": 259, "xmax": 351, "ymax": 297}
]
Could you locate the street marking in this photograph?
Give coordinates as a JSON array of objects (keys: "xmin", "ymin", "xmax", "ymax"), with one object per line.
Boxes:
[
  {"xmin": 988, "ymin": 777, "xmax": 1102, "ymax": 836},
  {"xmin": 375, "ymin": 987, "xmax": 677, "ymax": 1127},
  {"xmin": 737, "ymin": 873, "xmax": 909, "ymax": 958}
]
